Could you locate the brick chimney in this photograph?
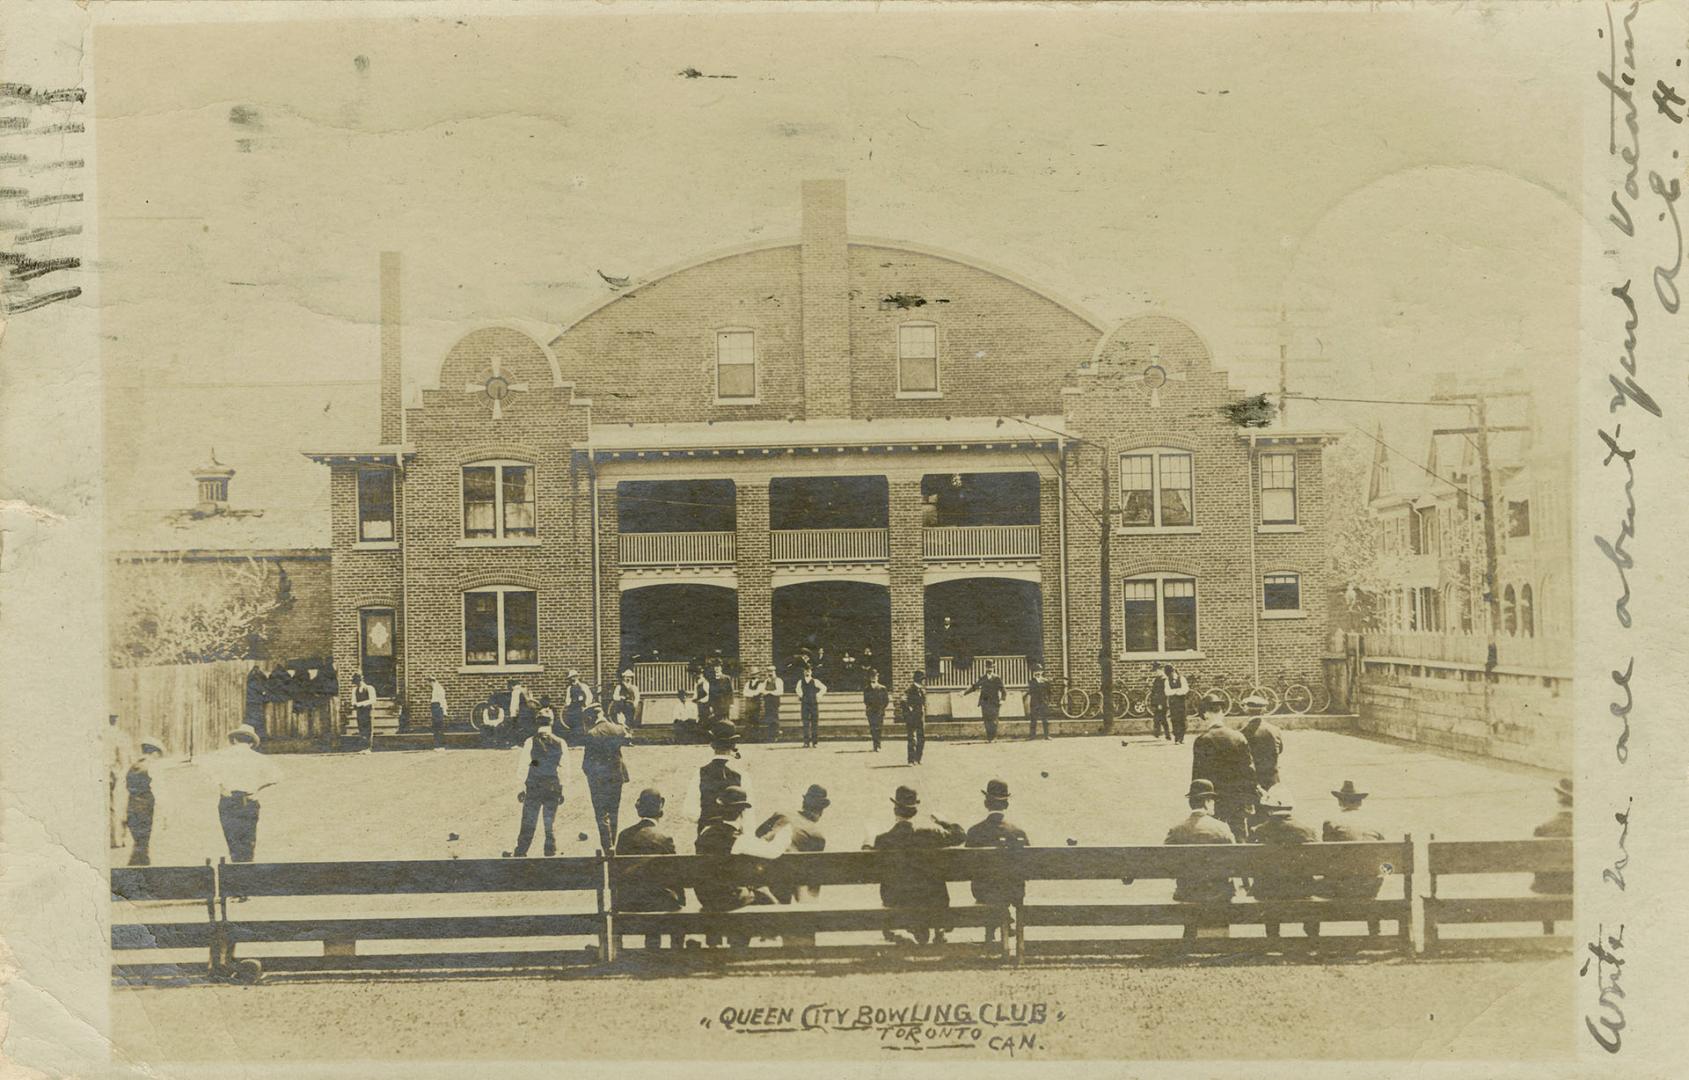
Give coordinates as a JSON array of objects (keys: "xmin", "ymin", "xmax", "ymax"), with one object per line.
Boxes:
[
  {"xmin": 379, "ymin": 251, "xmax": 403, "ymax": 444},
  {"xmin": 799, "ymin": 179, "xmax": 852, "ymax": 418}
]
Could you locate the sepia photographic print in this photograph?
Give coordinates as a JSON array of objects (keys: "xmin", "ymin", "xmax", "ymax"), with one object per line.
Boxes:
[{"xmin": 2, "ymin": 1, "xmax": 1687, "ymax": 1076}]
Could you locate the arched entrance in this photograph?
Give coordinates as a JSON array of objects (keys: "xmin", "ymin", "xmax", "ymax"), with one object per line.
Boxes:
[
  {"xmin": 924, "ymin": 577, "xmax": 1043, "ymax": 689},
  {"xmin": 620, "ymin": 583, "xmax": 738, "ymax": 692},
  {"xmin": 772, "ymin": 580, "xmax": 891, "ymax": 692}
]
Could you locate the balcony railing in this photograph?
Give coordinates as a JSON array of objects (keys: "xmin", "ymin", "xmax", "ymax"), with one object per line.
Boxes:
[
  {"xmin": 618, "ymin": 531, "xmax": 736, "ymax": 567},
  {"xmin": 922, "ymin": 524, "xmax": 1041, "ymax": 561},
  {"xmin": 771, "ymin": 527, "xmax": 889, "ymax": 564},
  {"xmin": 927, "ymin": 654, "xmax": 1031, "ymax": 690}
]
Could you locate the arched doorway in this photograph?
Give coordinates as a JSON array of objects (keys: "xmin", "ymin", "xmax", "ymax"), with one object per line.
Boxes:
[
  {"xmin": 924, "ymin": 577, "xmax": 1043, "ymax": 689},
  {"xmin": 772, "ymin": 580, "xmax": 891, "ymax": 692},
  {"xmin": 620, "ymin": 583, "xmax": 738, "ymax": 692}
]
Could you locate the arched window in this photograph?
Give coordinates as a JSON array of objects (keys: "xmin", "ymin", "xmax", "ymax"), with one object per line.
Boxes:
[
  {"xmin": 1503, "ymin": 585, "xmax": 1518, "ymax": 636},
  {"xmin": 1520, "ymin": 584, "xmax": 1535, "ymax": 638},
  {"xmin": 1119, "ymin": 447, "xmax": 1195, "ymax": 528}
]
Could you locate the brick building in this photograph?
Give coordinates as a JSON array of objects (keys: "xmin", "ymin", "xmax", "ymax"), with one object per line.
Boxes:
[{"xmin": 307, "ymin": 180, "xmax": 1336, "ymax": 726}]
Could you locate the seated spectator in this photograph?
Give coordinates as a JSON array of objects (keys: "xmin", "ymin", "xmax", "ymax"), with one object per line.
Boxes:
[
  {"xmin": 1163, "ymin": 779, "xmax": 1236, "ymax": 941},
  {"xmin": 965, "ymin": 779, "xmax": 1031, "ymax": 944},
  {"xmin": 755, "ymin": 784, "xmax": 831, "ymax": 948},
  {"xmin": 1530, "ymin": 777, "xmax": 1574, "ymax": 933},
  {"xmin": 694, "ymin": 785, "xmax": 791, "ymax": 948},
  {"xmin": 1249, "ymin": 790, "xmax": 1319, "ymax": 938},
  {"xmin": 614, "ymin": 788, "xmax": 685, "ymax": 951},
  {"xmin": 869, "ymin": 786, "xmax": 965, "ymax": 945},
  {"xmin": 1313, "ymin": 779, "xmax": 1387, "ymax": 936}
]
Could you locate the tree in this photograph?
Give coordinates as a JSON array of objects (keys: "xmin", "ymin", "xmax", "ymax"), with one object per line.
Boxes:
[{"xmin": 110, "ymin": 555, "xmax": 288, "ymax": 668}]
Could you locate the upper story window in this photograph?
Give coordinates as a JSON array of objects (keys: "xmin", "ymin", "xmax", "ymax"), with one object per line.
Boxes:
[
  {"xmin": 1119, "ymin": 449, "xmax": 1193, "ymax": 528},
  {"xmin": 357, "ymin": 468, "xmax": 394, "ymax": 542},
  {"xmin": 463, "ymin": 462, "xmax": 536, "ymax": 540},
  {"xmin": 716, "ymin": 329, "xmax": 757, "ymax": 402},
  {"xmin": 1263, "ymin": 572, "xmax": 1301, "ymax": 612},
  {"xmin": 1507, "ymin": 498, "xmax": 1532, "ymax": 539},
  {"xmin": 897, "ymin": 323, "xmax": 940, "ymax": 395},
  {"xmin": 464, "ymin": 586, "xmax": 538, "ymax": 668},
  {"xmin": 1122, "ymin": 574, "xmax": 1198, "ymax": 655},
  {"xmin": 1260, "ymin": 452, "xmax": 1297, "ymax": 525}
]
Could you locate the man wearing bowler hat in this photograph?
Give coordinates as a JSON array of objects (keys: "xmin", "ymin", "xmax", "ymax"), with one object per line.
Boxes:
[
  {"xmin": 1315, "ymin": 779, "xmax": 1387, "ymax": 935},
  {"xmin": 579, "ymin": 704, "xmax": 633, "ymax": 853},
  {"xmin": 693, "ymin": 721, "xmax": 749, "ymax": 834},
  {"xmin": 1240, "ymin": 694, "xmax": 1285, "ymax": 791},
  {"xmin": 615, "ymin": 788, "xmax": 685, "ymax": 951},
  {"xmin": 1248, "ymin": 789, "xmax": 1320, "ymax": 938},
  {"xmin": 1162, "ymin": 778, "xmax": 1236, "ymax": 940},
  {"xmin": 966, "ymin": 779, "xmax": 1031, "ymax": 944},
  {"xmin": 870, "ymin": 785, "xmax": 965, "ymax": 945},
  {"xmin": 1190, "ymin": 694, "xmax": 1258, "ymax": 841},
  {"xmin": 695, "ymin": 785, "xmax": 791, "ymax": 948},
  {"xmin": 963, "ymin": 659, "xmax": 1007, "ymax": 743},
  {"xmin": 902, "ymin": 670, "xmax": 930, "ymax": 765},
  {"xmin": 756, "ymin": 784, "xmax": 832, "ymax": 947}
]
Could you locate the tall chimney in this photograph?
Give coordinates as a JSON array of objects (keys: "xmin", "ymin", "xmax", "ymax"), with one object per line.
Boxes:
[
  {"xmin": 379, "ymin": 251, "xmax": 403, "ymax": 444},
  {"xmin": 799, "ymin": 179, "xmax": 852, "ymax": 418}
]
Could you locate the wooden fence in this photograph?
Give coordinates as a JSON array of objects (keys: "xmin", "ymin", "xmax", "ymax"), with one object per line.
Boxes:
[{"xmin": 108, "ymin": 660, "xmax": 255, "ymax": 761}]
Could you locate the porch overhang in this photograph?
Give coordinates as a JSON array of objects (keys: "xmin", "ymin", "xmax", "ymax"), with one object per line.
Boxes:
[
  {"xmin": 301, "ymin": 445, "xmax": 417, "ymax": 467},
  {"xmin": 579, "ymin": 414, "xmax": 1069, "ymax": 461},
  {"xmin": 1242, "ymin": 429, "xmax": 1344, "ymax": 449}
]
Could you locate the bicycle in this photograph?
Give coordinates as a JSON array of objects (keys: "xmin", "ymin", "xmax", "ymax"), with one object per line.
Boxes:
[{"xmin": 1047, "ymin": 676, "xmax": 1092, "ymax": 720}]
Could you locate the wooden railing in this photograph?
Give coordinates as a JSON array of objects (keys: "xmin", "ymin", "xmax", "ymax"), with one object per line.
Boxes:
[
  {"xmin": 631, "ymin": 662, "xmax": 696, "ymax": 695},
  {"xmin": 618, "ymin": 531, "xmax": 736, "ymax": 567},
  {"xmin": 771, "ymin": 527, "xmax": 889, "ymax": 563},
  {"xmin": 1363, "ymin": 631, "xmax": 1570, "ymax": 675},
  {"xmin": 928, "ymin": 654, "xmax": 1030, "ymax": 690},
  {"xmin": 923, "ymin": 524, "xmax": 1041, "ymax": 561}
]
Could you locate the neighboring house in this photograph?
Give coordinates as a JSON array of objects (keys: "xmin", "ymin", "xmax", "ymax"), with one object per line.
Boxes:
[
  {"xmin": 307, "ymin": 179, "xmax": 1337, "ymax": 719},
  {"xmin": 108, "ymin": 454, "xmax": 333, "ymax": 667}
]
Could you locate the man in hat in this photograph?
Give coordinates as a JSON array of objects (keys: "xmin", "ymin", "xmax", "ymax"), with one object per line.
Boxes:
[
  {"xmin": 963, "ymin": 659, "xmax": 1007, "ymax": 743},
  {"xmin": 1248, "ymin": 789, "xmax": 1320, "ymax": 938},
  {"xmin": 1025, "ymin": 663, "xmax": 1054, "ymax": 740},
  {"xmin": 1147, "ymin": 665, "xmax": 1171, "ymax": 741},
  {"xmin": 794, "ymin": 664, "xmax": 827, "ymax": 748},
  {"xmin": 614, "ymin": 788, "xmax": 685, "ymax": 951},
  {"xmin": 1162, "ymin": 778, "xmax": 1236, "ymax": 940},
  {"xmin": 562, "ymin": 670, "xmax": 594, "ymax": 741},
  {"xmin": 1190, "ymin": 694, "xmax": 1257, "ymax": 840},
  {"xmin": 579, "ymin": 704, "xmax": 633, "ymax": 852},
  {"xmin": 693, "ymin": 721, "xmax": 750, "ymax": 834},
  {"xmin": 744, "ymin": 666, "xmax": 784, "ymax": 738},
  {"xmin": 862, "ymin": 670, "xmax": 890, "ymax": 751},
  {"xmin": 1164, "ymin": 665, "xmax": 1191, "ymax": 744},
  {"xmin": 508, "ymin": 715, "xmax": 566, "ymax": 858},
  {"xmin": 205, "ymin": 725, "xmax": 281, "ymax": 863},
  {"xmin": 756, "ymin": 784, "xmax": 832, "ymax": 947},
  {"xmin": 1531, "ymin": 777, "xmax": 1574, "ymax": 898},
  {"xmin": 1240, "ymin": 695, "xmax": 1285, "ymax": 791},
  {"xmin": 695, "ymin": 785, "xmax": 792, "ymax": 947},
  {"xmin": 966, "ymin": 779, "xmax": 1031, "ymax": 943},
  {"xmin": 706, "ymin": 659, "xmax": 735, "ymax": 729},
  {"xmin": 903, "ymin": 670, "xmax": 929, "ymax": 765},
  {"xmin": 609, "ymin": 669, "xmax": 642, "ymax": 727},
  {"xmin": 125, "ymin": 736, "xmax": 166, "ymax": 866},
  {"xmin": 870, "ymin": 785, "xmax": 966, "ymax": 945},
  {"xmin": 429, "ymin": 676, "xmax": 450, "ymax": 751},
  {"xmin": 1314, "ymin": 779, "xmax": 1388, "ymax": 935},
  {"xmin": 350, "ymin": 673, "xmax": 376, "ymax": 752}
]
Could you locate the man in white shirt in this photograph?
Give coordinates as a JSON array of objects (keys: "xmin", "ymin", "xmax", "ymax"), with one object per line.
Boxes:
[
  {"xmin": 429, "ymin": 677, "xmax": 449, "ymax": 751},
  {"xmin": 206, "ymin": 724, "xmax": 281, "ymax": 863},
  {"xmin": 351, "ymin": 673, "xmax": 377, "ymax": 753}
]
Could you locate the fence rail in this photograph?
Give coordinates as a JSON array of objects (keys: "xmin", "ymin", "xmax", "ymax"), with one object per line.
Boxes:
[
  {"xmin": 108, "ymin": 660, "xmax": 256, "ymax": 761},
  {"xmin": 631, "ymin": 662, "xmax": 695, "ymax": 695},
  {"xmin": 1363, "ymin": 630, "xmax": 1570, "ymax": 674},
  {"xmin": 923, "ymin": 524, "xmax": 1041, "ymax": 561},
  {"xmin": 771, "ymin": 527, "xmax": 889, "ymax": 563},
  {"xmin": 927, "ymin": 654, "xmax": 1030, "ymax": 690},
  {"xmin": 618, "ymin": 531, "xmax": 736, "ymax": 567}
]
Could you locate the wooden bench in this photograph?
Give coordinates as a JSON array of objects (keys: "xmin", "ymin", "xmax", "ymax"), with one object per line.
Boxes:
[
  {"xmin": 607, "ymin": 849, "xmax": 1013, "ymax": 962},
  {"xmin": 1014, "ymin": 840, "xmax": 1415, "ymax": 959},
  {"xmin": 1423, "ymin": 837, "xmax": 1572, "ymax": 953},
  {"xmin": 211, "ymin": 856, "xmax": 607, "ymax": 975},
  {"xmin": 110, "ymin": 863, "xmax": 218, "ymax": 982}
]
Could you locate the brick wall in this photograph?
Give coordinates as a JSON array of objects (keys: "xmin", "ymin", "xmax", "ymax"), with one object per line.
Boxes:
[{"xmin": 107, "ymin": 551, "xmax": 332, "ymax": 665}]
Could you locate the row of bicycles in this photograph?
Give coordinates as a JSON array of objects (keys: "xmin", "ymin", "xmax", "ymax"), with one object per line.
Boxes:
[{"xmin": 1043, "ymin": 675, "xmax": 1337, "ymax": 720}]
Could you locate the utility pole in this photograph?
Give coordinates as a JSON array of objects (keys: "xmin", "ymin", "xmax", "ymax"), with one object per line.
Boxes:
[
  {"xmin": 1098, "ymin": 437, "xmax": 1114, "ymax": 734},
  {"xmin": 1238, "ymin": 305, "xmax": 1333, "ymax": 426},
  {"xmin": 1471, "ymin": 394, "xmax": 1502, "ymax": 638}
]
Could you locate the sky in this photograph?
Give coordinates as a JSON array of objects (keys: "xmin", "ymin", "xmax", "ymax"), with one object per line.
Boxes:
[{"xmin": 94, "ymin": 4, "xmax": 1586, "ymax": 527}]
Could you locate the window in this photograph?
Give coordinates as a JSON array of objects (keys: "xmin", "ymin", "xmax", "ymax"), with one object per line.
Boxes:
[
  {"xmin": 897, "ymin": 323, "xmax": 939, "ymax": 394},
  {"xmin": 716, "ymin": 330, "xmax": 756, "ymax": 401},
  {"xmin": 357, "ymin": 468, "xmax": 394, "ymax": 542},
  {"xmin": 1503, "ymin": 585, "xmax": 1518, "ymax": 636},
  {"xmin": 1119, "ymin": 449, "xmax": 1194, "ymax": 528},
  {"xmin": 1263, "ymin": 572, "xmax": 1301, "ymax": 612},
  {"xmin": 462, "ymin": 463, "xmax": 536, "ymax": 540},
  {"xmin": 1260, "ymin": 453, "xmax": 1297, "ymax": 524},
  {"xmin": 1520, "ymin": 584, "xmax": 1535, "ymax": 638},
  {"xmin": 1507, "ymin": 499, "xmax": 1532, "ymax": 539},
  {"xmin": 463, "ymin": 587, "xmax": 539, "ymax": 667},
  {"xmin": 1122, "ymin": 575, "xmax": 1198, "ymax": 654}
]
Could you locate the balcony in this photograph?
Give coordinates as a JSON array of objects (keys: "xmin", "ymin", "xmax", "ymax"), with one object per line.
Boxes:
[
  {"xmin": 619, "ymin": 531, "xmax": 736, "ymax": 567},
  {"xmin": 771, "ymin": 527, "xmax": 889, "ymax": 564},
  {"xmin": 923, "ymin": 524, "xmax": 1041, "ymax": 561}
]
